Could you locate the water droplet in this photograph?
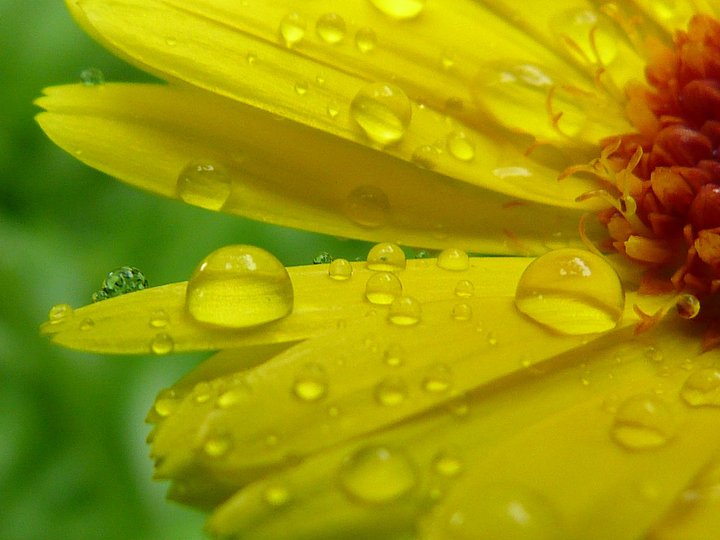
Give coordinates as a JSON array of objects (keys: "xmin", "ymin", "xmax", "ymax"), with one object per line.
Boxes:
[
  {"xmin": 366, "ymin": 242, "xmax": 406, "ymax": 271},
  {"xmin": 611, "ymin": 395, "xmax": 676, "ymax": 450},
  {"xmin": 153, "ymin": 396, "xmax": 178, "ymax": 418},
  {"xmin": 294, "ymin": 80, "xmax": 308, "ymax": 95},
  {"xmin": 680, "ymin": 368, "xmax": 720, "ymax": 407},
  {"xmin": 454, "ymin": 280, "xmax": 474, "ymax": 298},
  {"xmin": 365, "ymin": 272, "xmax": 402, "ymax": 304},
  {"xmin": 176, "ymin": 160, "xmax": 232, "ymax": 211},
  {"xmin": 514, "ymin": 249, "xmax": 624, "ymax": 335},
  {"xmin": 48, "ymin": 303, "xmax": 73, "ymax": 324},
  {"xmin": 149, "ymin": 309, "xmax": 169, "ymax": 328},
  {"xmin": 279, "ymin": 12, "xmax": 307, "ymax": 47},
  {"xmin": 80, "ymin": 67, "xmax": 104, "ymax": 86},
  {"xmin": 246, "ymin": 52, "xmax": 257, "ymax": 64},
  {"xmin": 550, "ymin": 9, "xmax": 618, "ymax": 66},
  {"xmin": 676, "ymin": 294, "xmax": 701, "ymax": 319},
  {"xmin": 150, "ymin": 333, "xmax": 174, "ymax": 355},
  {"xmin": 92, "ymin": 266, "xmax": 148, "ymax": 302},
  {"xmin": 437, "ymin": 248, "xmax": 470, "ymax": 271},
  {"xmin": 388, "ymin": 296, "xmax": 422, "ymax": 325},
  {"xmin": 203, "ymin": 435, "xmax": 232, "ymax": 458},
  {"xmin": 313, "ymin": 251, "xmax": 334, "ymax": 264},
  {"xmin": 293, "ymin": 363, "xmax": 328, "ymax": 402},
  {"xmin": 186, "ymin": 245, "xmax": 293, "ymax": 328},
  {"xmin": 316, "ymin": 13, "xmax": 346, "ymax": 44},
  {"xmin": 446, "ymin": 130, "xmax": 476, "ymax": 161},
  {"xmin": 165, "ymin": 37, "xmax": 177, "ymax": 47},
  {"xmin": 368, "ymin": 0, "xmax": 426, "ymax": 19},
  {"xmin": 433, "ymin": 450, "xmax": 463, "ymax": 477},
  {"xmin": 383, "ymin": 344, "xmax": 404, "ymax": 367},
  {"xmin": 328, "ymin": 258, "xmax": 353, "ymax": 280},
  {"xmin": 263, "ymin": 485, "xmax": 291, "ymax": 507},
  {"xmin": 350, "ymin": 82, "xmax": 412, "ymax": 145},
  {"xmin": 339, "ymin": 445, "xmax": 417, "ymax": 503},
  {"xmin": 344, "ymin": 185, "xmax": 391, "ymax": 228},
  {"xmin": 644, "ymin": 346, "xmax": 664, "ymax": 363},
  {"xmin": 327, "ymin": 100, "xmax": 340, "ymax": 118},
  {"xmin": 217, "ymin": 389, "xmax": 244, "ymax": 409},
  {"xmin": 355, "ymin": 27, "xmax": 377, "ymax": 53},
  {"xmin": 451, "ymin": 303, "xmax": 473, "ymax": 321},
  {"xmin": 411, "ymin": 144, "xmax": 441, "ymax": 169},
  {"xmin": 79, "ymin": 317, "xmax": 95, "ymax": 331},
  {"xmin": 422, "ymin": 363, "xmax": 453, "ymax": 393},
  {"xmin": 486, "ymin": 332, "xmax": 498, "ymax": 346},
  {"xmin": 265, "ymin": 433, "xmax": 279, "ymax": 447},
  {"xmin": 193, "ymin": 382, "xmax": 212, "ymax": 404},
  {"xmin": 374, "ymin": 377, "xmax": 409, "ymax": 406}
]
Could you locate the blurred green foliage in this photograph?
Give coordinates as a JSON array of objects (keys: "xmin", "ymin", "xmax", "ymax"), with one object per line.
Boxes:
[{"xmin": 1, "ymin": 1, "xmax": 370, "ymax": 538}]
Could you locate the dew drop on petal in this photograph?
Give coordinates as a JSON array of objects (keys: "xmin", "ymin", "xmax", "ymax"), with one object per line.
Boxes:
[
  {"xmin": 388, "ymin": 296, "xmax": 422, "ymax": 326},
  {"xmin": 611, "ymin": 395, "xmax": 676, "ymax": 450},
  {"xmin": 350, "ymin": 82, "xmax": 412, "ymax": 145},
  {"xmin": 80, "ymin": 67, "xmax": 104, "ymax": 86},
  {"xmin": 92, "ymin": 266, "xmax": 148, "ymax": 302},
  {"xmin": 203, "ymin": 435, "xmax": 232, "ymax": 458},
  {"xmin": 365, "ymin": 272, "xmax": 402, "ymax": 304},
  {"xmin": 217, "ymin": 389, "xmax": 244, "ymax": 409},
  {"xmin": 422, "ymin": 363, "xmax": 453, "ymax": 393},
  {"xmin": 150, "ymin": 332, "xmax": 174, "ymax": 355},
  {"xmin": 176, "ymin": 161, "xmax": 232, "ymax": 211},
  {"xmin": 316, "ymin": 13, "xmax": 346, "ymax": 44},
  {"xmin": 344, "ymin": 185, "xmax": 391, "ymax": 228},
  {"xmin": 355, "ymin": 27, "xmax": 377, "ymax": 53},
  {"xmin": 451, "ymin": 303, "xmax": 473, "ymax": 321},
  {"xmin": 279, "ymin": 12, "xmax": 307, "ymax": 47},
  {"xmin": 153, "ymin": 395, "xmax": 179, "ymax": 419},
  {"xmin": 367, "ymin": 242, "xmax": 406, "ymax": 271},
  {"xmin": 432, "ymin": 450, "xmax": 463, "ymax": 477},
  {"xmin": 514, "ymin": 249, "xmax": 624, "ymax": 335},
  {"xmin": 676, "ymin": 293, "xmax": 701, "ymax": 319},
  {"xmin": 680, "ymin": 368, "xmax": 720, "ymax": 407},
  {"xmin": 79, "ymin": 318, "xmax": 95, "ymax": 331},
  {"xmin": 149, "ymin": 309, "xmax": 169, "ymax": 328},
  {"xmin": 328, "ymin": 258, "xmax": 353, "ymax": 280},
  {"xmin": 412, "ymin": 144, "xmax": 441, "ymax": 169},
  {"xmin": 186, "ymin": 245, "xmax": 293, "ymax": 328},
  {"xmin": 339, "ymin": 445, "xmax": 417, "ymax": 504},
  {"xmin": 374, "ymin": 376, "xmax": 409, "ymax": 406},
  {"xmin": 294, "ymin": 80, "xmax": 308, "ymax": 95},
  {"xmin": 263, "ymin": 485, "xmax": 291, "ymax": 507},
  {"xmin": 454, "ymin": 280, "xmax": 474, "ymax": 298},
  {"xmin": 437, "ymin": 248, "xmax": 470, "ymax": 271},
  {"xmin": 368, "ymin": 0, "xmax": 426, "ymax": 20},
  {"xmin": 313, "ymin": 251, "xmax": 334, "ymax": 264},
  {"xmin": 383, "ymin": 343, "xmax": 405, "ymax": 367},
  {"xmin": 48, "ymin": 303, "xmax": 73, "ymax": 324},
  {"xmin": 446, "ymin": 130, "xmax": 476, "ymax": 161},
  {"xmin": 293, "ymin": 363, "xmax": 328, "ymax": 402}
]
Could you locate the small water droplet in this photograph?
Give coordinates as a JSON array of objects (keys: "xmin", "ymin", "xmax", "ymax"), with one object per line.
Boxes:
[
  {"xmin": 165, "ymin": 37, "xmax": 177, "ymax": 47},
  {"xmin": 350, "ymin": 82, "xmax": 412, "ymax": 145},
  {"xmin": 79, "ymin": 317, "xmax": 95, "ymax": 331},
  {"xmin": 367, "ymin": 242, "xmax": 406, "ymax": 271},
  {"xmin": 326, "ymin": 100, "xmax": 340, "ymax": 118},
  {"xmin": 294, "ymin": 80, "xmax": 308, "ymax": 95},
  {"xmin": 446, "ymin": 130, "xmax": 476, "ymax": 161},
  {"xmin": 454, "ymin": 280, "xmax": 474, "ymax": 298},
  {"xmin": 48, "ymin": 303, "xmax": 73, "ymax": 324},
  {"xmin": 92, "ymin": 266, "xmax": 148, "ymax": 302},
  {"xmin": 176, "ymin": 160, "xmax": 232, "ymax": 211},
  {"xmin": 80, "ymin": 67, "xmax": 104, "ymax": 86},
  {"xmin": 265, "ymin": 433, "xmax": 279, "ymax": 447},
  {"xmin": 374, "ymin": 377, "xmax": 408, "ymax": 406},
  {"xmin": 676, "ymin": 294, "xmax": 701, "ymax": 319},
  {"xmin": 263, "ymin": 485, "xmax": 291, "ymax": 507},
  {"xmin": 368, "ymin": 0, "xmax": 426, "ymax": 19},
  {"xmin": 422, "ymin": 363, "xmax": 453, "ymax": 393},
  {"xmin": 644, "ymin": 346, "xmax": 664, "ymax": 363},
  {"xmin": 441, "ymin": 48, "xmax": 457, "ymax": 70},
  {"xmin": 433, "ymin": 450, "xmax": 463, "ymax": 477},
  {"xmin": 313, "ymin": 251, "xmax": 334, "ymax": 264},
  {"xmin": 279, "ymin": 12, "xmax": 307, "ymax": 47},
  {"xmin": 327, "ymin": 258, "xmax": 353, "ymax": 280},
  {"xmin": 339, "ymin": 445, "xmax": 417, "ymax": 503},
  {"xmin": 611, "ymin": 395, "xmax": 676, "ymax": 450},
  {"xmin": 193, "ymin": 382, "xmax": 212, "ymax": 404},
  {"xmin": 680, "ymin": 368, "xmax": 720, "ymax": 407},
  {"xmin": 451, "ymin": 303, "xmax": 473, "ymax": 321},
  {"xmin": 293, "ymin": 363, "xmax": 328, "ymax": 402},
  {"xmin": 344, "ymin": 185, "xmax": 391, "ymax": 228},
  {"xmin": 246, "ymin": 52, "xmax": 257, "ymax": 64},
  {"xmin": 437, "ymin": 248, "xmax": 470, "ymax": 271},
  {"xmin": 186, "ymin": 245, "xmax": 293, "ymax": 328},
  {"xmin": 150, "ymin": 333, "xmax": 174, "ymax": 355},
  {"xmin": 411, "ymin": 144, "xmax": 442, "ymax": 169},
  {"xmin": 149, "ymin": 309, "xmax": 169, "ymax": 328},
  {"xmin": 514, "ymin": 249, "xmax": 624, "ymax": 335},
  {"xmin": 316, "ymin": 12, "xmax": 346, "ymax": 43},
  {"xmin": 153, "ymin": 395, "xmax": 178, "ymax": 418},
  {"xmin": 203, "ymin": 435, "xmax": 232, "ymax": 458},
  {"xmin": 355, "ymin": 27, "xmax": 377, "ymax": 53},
  {"xmin": 327, "ymin": 405, "xmax": 340, "ymax": 417},
  {"xmin": 383, "ymin": 344, "xmax": 405, "ymax": 367},
  {"xmin": 365, "ymin": 272, "xmax": 402, "ymax": 304},
  {"xmin": 487, "ymin": 332, "xmax": 498, "ymax": 346},
  {"xmin": 388, "ymin": 296, "xmax": 422, "ymax": 325}
]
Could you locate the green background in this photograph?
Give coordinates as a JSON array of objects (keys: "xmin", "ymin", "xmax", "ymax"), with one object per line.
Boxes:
[{"xmin": 1, "ymin": 1, "xmax": 370, "ymax": 538}]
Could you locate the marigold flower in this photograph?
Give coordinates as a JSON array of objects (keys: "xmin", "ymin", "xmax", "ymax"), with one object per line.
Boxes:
[{"xmin": 39, "ymin": 1, "xmax": 720, "ymax": 539}]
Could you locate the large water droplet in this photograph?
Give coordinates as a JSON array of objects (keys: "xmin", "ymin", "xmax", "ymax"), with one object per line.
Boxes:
[
  {"xmin": 186, "ymin": 245, "xmax": 293, "ymax": 328},
  {"xmin": 293, "ymin": 363, "xmax": 328, "ymax": 402},
  {"xmin": 279, "ymin": 12, "xmax": 307, "ymax": 47},
  {"xmin": 48, "ymin": 303, "xmax": 73, "ymax": 324},
  {"xmin": 446, "ymin": 130, "xmax": 476, "ymax": 161},
  {"xmin": 680, "ymin": 368, "xmax": 720, "ymax": 407},
  {"xmin": 344, "ymin": 185, "xmax": 390, "ymax": 228},
  {"xmin": 339, "ymin": 445, "xmax": 417, "ymax": 504},
  {"xmin": 514, "ymin": 249, "xmax": 624, "ymax": 335},
  {"xmin": 365, "ymin": 272, "xmax": 402, "ymax": 304},
  {"xmin": 328, "ymin": 258, "xmax": 353, "ymax": 280},
  {"xmin": 388, "ymin": 296, "xmax": 422, "ymax": 326},
  {"xmin": 374, "ymin": 376, "xmax": 408, "ymax": 406},
  {"xmin": 149, "ymin": 309, "xmax": 169, "ymax": 328},
  {"xmin": 437, "ymin": 248, "xmax": 470, "ymax": 271},
  {"xmin": 316, "ymin": 13, "xmax": 346, "ymax": 43},
  {"xmin": 355, "ymin": 27, "xmax": 377, "ymax": 53},
  {"xmin": 368, "ymin": 0, "xmax": 426, "ymax": 19},
  {"xmin": 176, "ymin": 161, "xmax": 232, "ymax": 211},
  {"xmin": 350, "ymin": 83, "xmax": 412, "ymax": 145},
  {"xmin": 92, "ymin": 266, "xmax": 148, "ymax": 302},
  {"xmin": 454, "ymin": 280, "xmax": 474, "ymax": 298},
  {"xmin": 367, "ymin": 242, "xmax": 406, "ymax": 271},
  {"xmin": 422, "ymin": 363, "xmax": 453, "ymax": 393},
  {"xmin": 611, "ymin": 395, "xmax": 676, "ymax": 450},
  {"xmin": 150, "ymin": 333, "xmax": 174, "ymax": 355},
  {"xmin": 451, "ymin": 303, "xmax": 473, "ymax": 321}
]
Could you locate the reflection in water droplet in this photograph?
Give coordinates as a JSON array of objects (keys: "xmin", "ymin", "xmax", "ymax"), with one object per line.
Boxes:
[
  {"xmin": 374, "ymin": 377, "xmax": 409, "ymax": 406},
  {"xmin": 92, "ymin": 266, "xmax": 148, "ymax": 302},
  {"xmin": 368, "ymin": 0, "xmax": 426, "ymax": 19},
  {"xmin": 355, "ymin": 27, "xmax": 377, "ymax": 53},
  {"xmin": 149, "ymin": 309, "xmax": 169, "ymax": 328},
  {"xmin": 676, "ymin": 294, "xmax": 701, "ymax": 319},
  {"xmin": 313, "ymin": 251, "xmax": 334, "ymax": 264},
  {"xmin": 48, "ymin": 303, "xmax": 73, "ymax": 324},
  {"xmin": 437, "ymin": 248, "xmax": 470, "ymax": 271},
  {"xmin": 279, "ymin": 12, "xmax": 307, "ymax": 47},
  {"xmin": 514, "ymin": 249, "xmax": 624, "ymax": 335},
  {"xmin": 328, "ymin": 258, "xmax": 353, "ymax": 280},
  {"xmin": 203, "ymin": 435, "xmax": 232, "ymax": 458},
  {"xmin": 446, "ymin": 130, "xmax": 476, "ymax": 161},
  {"xmin": 80, "ymin": 67, "xmax": 104, "ymax": 86},
  {"xmin": 185, "ymin": 245, "xmax": 294, "ymax": 328},
  {"xmin": 680, "ymin": 368, "xmax": 720, "ymax": 407},
  {"xmin": 422, "ymin": 363, "xmax": 453, "ymax": 393},
  {"xmin": 176, "ymin": 161, "xmax": 232, "ymax": 211},
  {"xmin": 611, "ymin": 395, "xmax": 676, "ymax": 450},
  {"xmin": 388, "ymin": 296, "xmax": 422, "ymax": 326},
  {"xmin": 150, "ymin": 333, "xmax": 174, "ymax": 355},
  {"xmin": 345, "ymin": 185, "xmax": 391, "ymax": 228},
  {"xmin": 550, "ymin": 9, "xmax": 618, "ymax": 66},
  {"xmin": 454, "ymin": 280, "xmax": 474, "ymax": 298},
  {"xmin": 339, "ymin": 445, "xmax": 417, "ymax": 504},
  {"xmin": 451, "ymin": 303, "xmax": 473, "ymax": 321},
  {"xmin": 365, "ymin": 272, "xmax": 402, "ymax": 304},
  {"xmin": 293, "ymin": 363, "xmax": 328, "ymax": 402},
  {"xmin": 263, "ymin": 485, "xmax": 291, "ymax": 507},
  {"xmin": 316, "ymin": 13, "xmax": 346, "ymax": 43},
  {"xmin": 350, "ymin": 82, "xmax": 412, "ymax": 145},
  {"xmin": 367, "ymin": 242, "xmax": 406, "ymax": 271},
  {"xmin": 643, "ymin": 346, "xmax": 664, "ymax": 363}
]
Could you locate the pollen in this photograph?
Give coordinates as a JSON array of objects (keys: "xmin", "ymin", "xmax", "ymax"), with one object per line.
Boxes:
[{"xmin": 576, "ymin": 15, "xmax": 720, "ymax": 347}]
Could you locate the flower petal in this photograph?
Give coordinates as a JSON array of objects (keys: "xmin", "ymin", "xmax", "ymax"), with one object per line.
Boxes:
[{"xmin": 36, "ymin": 83, "xmax": 595, "ymax": 251}]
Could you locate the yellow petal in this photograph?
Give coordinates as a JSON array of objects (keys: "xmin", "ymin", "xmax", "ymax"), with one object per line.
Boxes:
[{"xmin": 36, "ymin": 83, "xmax": 596, "ymax": 252}]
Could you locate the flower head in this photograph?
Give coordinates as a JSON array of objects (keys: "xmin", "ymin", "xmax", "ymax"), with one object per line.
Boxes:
[{"xmin": 39, "ymin": 1, "xmax": 720, "ymax": 539}]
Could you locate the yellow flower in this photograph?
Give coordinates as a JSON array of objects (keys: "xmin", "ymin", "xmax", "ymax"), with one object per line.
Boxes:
[{"xmin": 38, "ymin": 1, "xmax": 720, "ymax": 539}]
